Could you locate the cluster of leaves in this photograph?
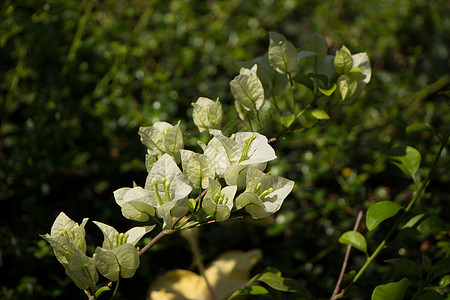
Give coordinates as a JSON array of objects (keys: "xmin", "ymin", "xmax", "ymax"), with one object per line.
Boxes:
[
  {"xmin": 40, "ymin": 30, "xmax": 372, "ymax": 298},
  {"xmin": 230, "ymin": 31, "xmax": 371, "ymax": 131},
  {"xmin": 337, "ymin": 128, "xmax": 449, "ymax": 298}
]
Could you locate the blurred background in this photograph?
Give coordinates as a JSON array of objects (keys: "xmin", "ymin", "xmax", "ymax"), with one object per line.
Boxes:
[{"xmin": 0, "ymin": 0, "xmax": 448, "ymax": 299}]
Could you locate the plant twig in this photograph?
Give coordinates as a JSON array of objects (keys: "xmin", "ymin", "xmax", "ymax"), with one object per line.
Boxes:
[
  {"xmin": 340, "ymin": 135, "xmax": 448, "ymax": 296},
  {"xmin": 138, "ymin": 189, "xmax": 208, "ymax": 256},
  {"xmin": 330, "ymin": 207, "xmax": 364, "ymax": 299}
]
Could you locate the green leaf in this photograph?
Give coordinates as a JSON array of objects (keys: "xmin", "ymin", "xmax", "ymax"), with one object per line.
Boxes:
[
  {"xmin": 338, "ymin": 231, "xmax": 367, "ymax": 253},
  {"xmin": 268, "ymin": 31, "xmax": 298, "ymax": 74},
  {"xmin": 65, "ymin": 250, "xmax": 98, "ymax": 291},
  {"xmin": 439, "ymin": 274, "xmax": 450, "ymax": 289},
  {"xmin": 95, "ymin": 286, "xmax": 111, "ymax": 298},
  {"xmin": 402, "ymin": 214, "xmax": 425, "ymax": 229},
  {"xmin": 422, "ymin": 254, "xmax": 433, "ymax": 272},
  {"xmin": 387, "ymin": 146, "xmax": 421, "ymax": 180},
  {"xmin": 310, "ymin": 108, "xmax": 330, "ymax": 120},
  {"xmin": 282, "ymin": 114, "xmax": 296, "ymax": 127},
  {"xmin": 417, "ymin": 215, "xmax": 446, "ymax": 236},
  {"xmin": 227, "ymin": 285, "xmax": 269, "ymax": 299},
  {"xmin": 406, "ymin": 123, "xmax": 436, "ymax": 136},
  {"xmin": 230, "ymin": 66, "xmax": 265, "ymax": 113},
  {"xmin": 371, "ymin": 278, "xmax": 410, "ymax": 300},
  {"xmin": 430, "ymin": 258, "xmax": 450, "ymax": 280},
  {"xmin": 318, "ymin": 83, "xmax": 337, "ymax": 96},
  {"xmin": 254, "ymin": 268, "xmax": 306, "ymax": 293},
  {"xmin": 293, "ymin": 73, "xmax": 315, "ymax": 90},
  {"xmin": 385, "ymin": 258, "xmax": 422, "ymax": 279},
  {"xmin": 297, "ymin": 50, "xmax": 317, "ymax": 62},
  {"xmin": 334, "ymin": 45, "xmax": 353, "ymax": 74},
  {"xmin": 366, "ymin": 201, "xmax": 403, "ymax": 231},
  {"xmin": 418, "ymin": 291, "xmax": 444, "ymax": 300},
  {"xmin": 94, "ymin": 244, "xmax": 140, "ymax": 281},
  {"xmin": 304, "ymin": 32, "xmax": 328, "ymax": 66}
]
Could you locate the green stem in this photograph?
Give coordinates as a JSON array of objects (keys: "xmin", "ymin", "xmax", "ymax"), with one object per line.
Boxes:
[
  {"xmin": 287, "ymin": 72, "xmax": 296, "ymax": 114},
  {"xmin": 111, "ymin": 277, "xmax": 120, "ymax": 300},
  {"xmin": 61, "ymin": 0, "xmax": 94, "ymax": 77},
  {"xmin": 343, "ymin": 135, "xmax": 448, "ymax": 294}
]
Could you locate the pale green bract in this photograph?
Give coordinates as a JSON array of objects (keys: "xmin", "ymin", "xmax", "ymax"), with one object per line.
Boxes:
[
  {"xmin": 202, "ymin": 178, "xmax": 237, "ymax": 221},
  {"xmin": 138, "ymin": 121, "xmax": 184, "ymax": 163},
  {"xmin": 40, "ymin": 212, "xmax": 89, "ymax": 268},
  {"xmin": 192, "ymin": 97, "xmax": 223, "ymax": 133},
  {"xmin": 144, "ymin": 154, "xmax": 192, "ymax": 229},
  {"xmin": 230, "ymin": 65, "xmax": 265, "ymax": 119},
  {"xmin": 65, "ymin": 249, "xmax": 98, "ymax": 291},
  {"xmin": 237, "ymin": 53, "xmax": 288, "ymax": 98},
  {"xmin": 180, "ymin": 149, "xmax": 215, "ymax": 189},
  {"xmin": 92, "ymin": 221, "xmax": 155, "ymax": 250},
  {"xmin": 113, "ymin": 186, "xmax": 155, "ymax": 222},
  {"xmin": 208, "ymin": 130, "xmax": 277, "ymax": 189},
  {"xmin": 335, "ymin": 48, "xmax": 371, "ymax": 102},
  {"xmin": 235, "ymin": 168, "xmax": 294, "ymax": 218},
  {"xmin": 93, "ymin": 244, "xmax": 140, "ymax": 282}
]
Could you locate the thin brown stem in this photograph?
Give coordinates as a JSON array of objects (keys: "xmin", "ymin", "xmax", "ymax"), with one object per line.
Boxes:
[{"xmin": 330, "ymin": 208, "xmax": 364, "ymax": 299}]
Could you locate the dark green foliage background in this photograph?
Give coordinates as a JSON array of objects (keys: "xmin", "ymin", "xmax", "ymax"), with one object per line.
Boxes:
[{"xmin": 0, "ymin": 0, "xmax": 448, "ymax": 299}]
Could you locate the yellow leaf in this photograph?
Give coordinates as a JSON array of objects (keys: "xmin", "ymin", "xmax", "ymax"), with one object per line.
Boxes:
[{"xmin": 148, "ymin": 249, "xmax": 263, "ymax": 300}]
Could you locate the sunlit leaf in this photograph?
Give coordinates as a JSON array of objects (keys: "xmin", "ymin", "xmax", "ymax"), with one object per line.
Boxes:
[
  {"xmin": 338, "ymin": 231, "xmax": 367, "ymax": 253},
  {"xmin": 311, "ymin": 108, "xmax": 330, "ymax": 120},
  {"xmin": 402, "ymin": 214, "xmax": 425, "ymax": 229},
  {"xmin": 371, "ymin": 278, "xmax": 410, "ymax": 300},
  {"xmin": 406, "ymin": 123, "xmax": 436, "ymax": 136},
  {"xmin": 318, "ymin": 84, "xmax": 336, "ymax": 96},
  {"xmin": 334, "ymin": 46, "xmax": 353, "ymax": 74},
  {"xmin": 337, "ymin": 74, "xmax": 358, "ymax": 101},
  {"xmin": 387, "ymin": 146, "xmax": 421, "ymax": 180},
  {"xmin": 366, "ymin": 201, "xmax": 403, "ymax": 231},
  {"xmin": 148, "ymin": 249, "xmax": 262, "ymax": 300},
  {"xmin": 228, "ymin": 285, "xmax": 269, "ymax": 299}
]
